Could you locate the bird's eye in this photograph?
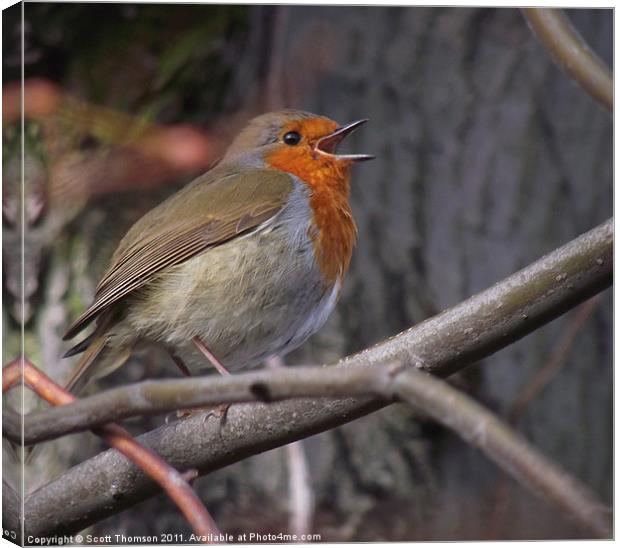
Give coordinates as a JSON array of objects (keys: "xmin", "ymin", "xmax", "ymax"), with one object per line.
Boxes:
[{"xmin": 283, "ymin": 131, "xmax": 302, "ymax": 146}]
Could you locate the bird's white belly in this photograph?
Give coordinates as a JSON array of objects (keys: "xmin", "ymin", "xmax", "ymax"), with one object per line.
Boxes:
[
  {"xmin": 162, "ymin": 250, "xmax": 340, "ymax": 374},
  {"xmin": 123, "ymin": 187, "xmax": 341, "ymax": 374}
]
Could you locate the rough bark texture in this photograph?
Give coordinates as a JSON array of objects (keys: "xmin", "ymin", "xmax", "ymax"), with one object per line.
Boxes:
[{"xmin": 5, "ymin": 5, "xmax": 612, "ymax": 542}]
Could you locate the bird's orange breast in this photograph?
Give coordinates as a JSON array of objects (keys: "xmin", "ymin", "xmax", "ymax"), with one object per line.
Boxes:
[{"xmin": 266, "ymin": 147, "xmax": 357, "ymax": 286}]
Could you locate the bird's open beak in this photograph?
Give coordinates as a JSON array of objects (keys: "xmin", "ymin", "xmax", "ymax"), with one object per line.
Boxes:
[{"xmin": 315, "ymin": 119, "xmax": 375, "ymax": 162}]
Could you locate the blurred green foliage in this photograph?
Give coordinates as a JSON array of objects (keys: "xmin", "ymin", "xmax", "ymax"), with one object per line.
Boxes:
[{"xmin": 19, "ymin": 3, "xmax": 249, "ymax": 122}]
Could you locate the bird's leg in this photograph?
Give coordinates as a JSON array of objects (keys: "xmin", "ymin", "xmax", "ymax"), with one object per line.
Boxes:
[
  {"xmin": 185, "ymin": 336, "xmax": 232, "ymax": 423},
  {"xmin": 191, "ymin": 336, "xmax": 231, "ymax": 376},
  {"xmin": 168, "ymin": 349, "xmax": 192, "ymax": 377},
  {"xmin": 166, "ymin": 345, "xmax": 229, "ymax": 422},
  {"xmin": 166, "ymin": 349, "xmax": 197, "ymax": 420}
]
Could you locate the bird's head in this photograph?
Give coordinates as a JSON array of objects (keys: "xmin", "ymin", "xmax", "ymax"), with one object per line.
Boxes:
[{"xmin": 225, "ymin": 110, "xmax": 373, "ymax": 187}]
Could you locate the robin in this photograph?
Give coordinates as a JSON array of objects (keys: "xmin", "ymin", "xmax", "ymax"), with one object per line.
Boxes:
[{"xmin": 62, "ymin": 109, "xmax": 373, "ymax": 392}]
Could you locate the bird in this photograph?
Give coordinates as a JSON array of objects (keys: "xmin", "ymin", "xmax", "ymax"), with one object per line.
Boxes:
[{"xmin": 62, "ymin": 109, "xmax": 374, "ymax": 393}]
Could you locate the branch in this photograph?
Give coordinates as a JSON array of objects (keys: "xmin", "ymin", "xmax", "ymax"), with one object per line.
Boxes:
[
  {"xmin": 522, "ymin": 9, "xmax": 613, "ymax": 111},
  {"xmin": 2, "ymin": 357, "xmax": 21, "ymax": 391},
  {"xmin": 11, "ymin": 366, "xmax": 394, "ymax": 445},
  {"xmin": 21, "ymin": 363, "xmax": 612, "ymax": 537},
  {"xmin": 23, "ymin": 219, "xmax": 612, "ymax": 537},
  {"xmin": 2, "ymin": 480, "xmax": 21, "ymax": 544},
  {"xmin": 393, "ymin": 369, "xmax": 611, "ymax": 538},
  {"xmin": 4, "ymin": 359, "xmax": 221, "ymax": 541}
]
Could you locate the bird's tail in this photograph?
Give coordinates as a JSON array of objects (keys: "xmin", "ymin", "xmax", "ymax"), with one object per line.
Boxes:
[
  {"xmin": 63, "ymin": 312, "xmax": 132, "ymax": 394},
  {"xmin": 25, "ymin": 320, "xmax": 132, "ymax": 465},
  {"xmin": 63, "ymin": 330, "xmax": 98, "ymax": 359},
  {"xmin": 64, "ymin": 331, "xmax": 110, "ymax": 394}
]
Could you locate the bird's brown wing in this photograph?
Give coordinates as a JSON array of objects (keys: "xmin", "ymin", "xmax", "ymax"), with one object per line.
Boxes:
[{"xmin": 63, "ymin": 166, "xmax": 294, "ymax": 340}]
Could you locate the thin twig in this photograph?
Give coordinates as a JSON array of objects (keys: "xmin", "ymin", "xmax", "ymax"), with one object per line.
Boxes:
[
  {"xmin": 487, "ymin": 295, "xmax": 602, "ymax": 537},
  {"xmin": 285, "ymin": 441, "xmax": 314, "ymax": 538},
  {"xmin": 3, "ymin": 358, "xmax": 221, "ymax": 541},
  {"xmin": 522, "ymin": 9, "xmax": 613, "ymax": 111},
  {"xmin": 393, "ymin": 369, "xmax": 612, "ymax": 538},
  {"xmin": 267, "ymin": 356, "xmax": 315, "ymax": 537},
  {"xmin": 3, "ymin": 357, "xmax": 22, "ymax": 392},
  {"xmin": 509, "ymin": 296, "xmax": 601, "ymax": 424}
]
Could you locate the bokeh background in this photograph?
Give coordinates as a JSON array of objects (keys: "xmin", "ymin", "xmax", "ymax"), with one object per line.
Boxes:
[{"xmin": 3, "ymin": 4, "xmax": 612, "ymax": 541}]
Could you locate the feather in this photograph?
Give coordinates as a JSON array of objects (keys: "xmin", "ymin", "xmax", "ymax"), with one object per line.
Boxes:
[{"xmin": 63, "ymin": 165, "xmax": 293, "ymax": 340}]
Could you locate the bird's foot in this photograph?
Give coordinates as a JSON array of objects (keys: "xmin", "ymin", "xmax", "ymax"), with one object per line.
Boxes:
[{"xmin": 176, "ymin": 403, "xmax": 231, "ymax": 426}]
